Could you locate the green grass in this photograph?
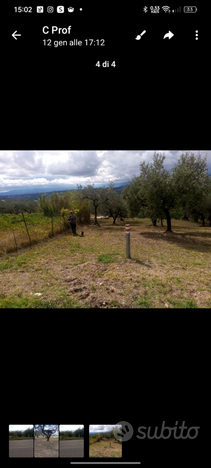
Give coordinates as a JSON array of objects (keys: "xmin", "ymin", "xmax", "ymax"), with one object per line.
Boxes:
[
  {"xmin": 98, "ymin": 254, "xmax": 113, "ymax": 264},
  {"xmin": 97, "ymin": 253, "xmax": 123, "ymax": 264},
  {"xmin": 73, "ymin": 257, "xmax": 87, "ymax": 265},
  {"xmin": 0, "ymin": 260, "xmax": 12, "ymax": 270},
  {"xmin": 9, "ymin": 437, "xmax": 34, "ymax": 440},
  {"xmin": 134, "ymin": 296, "xmax": 153, "ymax": 308},
  {"xmin": 167, "ymin": 298, "xmax": 199, "ymax": 308},
  {"xmin": 0, "ymin": 293, "xmax": 80, "ymax": 309},
  {"xmin": 108, "ymin": 299, "xmax": 121, "ymax": 307}
]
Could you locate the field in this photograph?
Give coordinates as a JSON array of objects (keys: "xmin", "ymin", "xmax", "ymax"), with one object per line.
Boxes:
[
  {"xmin": 34, "ymin": 437, "xmax": 59, "ymax": 457},
  {"xmin": 89, "ymin": 438, "xmax": 122, "ymax": 458},
  {"xmin": 0, "ymin": 217, "xmax": 211, "ymax": 308},
  {"xmin": 9, "ymin": 440, "xmax": 33, "ymax": 457},
  {"xmin": 60, "ymin": 439, "xmax": 84, "ymax": 457},
  {"xmin": 0, "ymin": 212, "xmax": 64, "ymax": 255}
]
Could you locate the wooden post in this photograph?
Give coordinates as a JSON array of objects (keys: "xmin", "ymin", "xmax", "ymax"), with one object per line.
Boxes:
[
  {"xmin": 125, "ymin": 224, "xmax": 130, "ymax": 258},
  {"xmin": 22, "ymin": 212, "xmax": 32, "ymax": 247}
]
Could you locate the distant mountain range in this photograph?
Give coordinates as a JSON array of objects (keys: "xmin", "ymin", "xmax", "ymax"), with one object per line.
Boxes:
[
  {"xmin": 0, "ymin": 184, "xmax": 128, "ymax": 200},
  {"xmin": 89, "ymin": 430, "xmax": 114, "ymax": 435}
]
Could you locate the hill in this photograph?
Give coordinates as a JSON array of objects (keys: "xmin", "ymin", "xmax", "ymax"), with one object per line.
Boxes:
[
  {"xmin": 0, "ymin": 185, "xmax": 128, "ymax": 201},
  {"xmin": 89, "ymin": 430, "xmax": 114, "ymax": 435}
]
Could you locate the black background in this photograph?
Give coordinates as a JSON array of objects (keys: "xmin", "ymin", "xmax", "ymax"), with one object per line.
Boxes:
[
  {"xmin": 2, "ymin": 2, "xmax": 208, "ymax": 149},
  {"xmin": 6, "ymin": 313, "xmax": 205, "ymax": 466}
]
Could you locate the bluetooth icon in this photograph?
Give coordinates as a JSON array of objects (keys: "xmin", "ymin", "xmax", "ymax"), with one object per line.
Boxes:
[{"xmin": 143, "ymin": 6, "xmax": 148, "ymax": 13}]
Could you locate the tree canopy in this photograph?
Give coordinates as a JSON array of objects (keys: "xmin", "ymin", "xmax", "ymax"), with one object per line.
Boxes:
[
  {"xmin": 34, "ymin": 425, "xmax": 58, "ymax": 441},
  {"xmin": 122, "ymin": 151, "xmax": 211, "ymax": 231}
]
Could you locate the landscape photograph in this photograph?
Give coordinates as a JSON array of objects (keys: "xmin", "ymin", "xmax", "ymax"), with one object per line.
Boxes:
[
  {"xmin": 60, "ymin": 425, "xmax": 84, "ymax": 457},
  {"xmin": 34, "ymin": 425, "xmax": 59, "ymax": 458},
  {"xmin": 0, "ymin": 150, "xmax": 210, "ymax": 309},
  {"xmin": 89, "ymin": 424, "xmax": 122, "ymax": 458},
  {"xmin": 9, "ymin": 425, "xmax": 33, "ymax": 457}
]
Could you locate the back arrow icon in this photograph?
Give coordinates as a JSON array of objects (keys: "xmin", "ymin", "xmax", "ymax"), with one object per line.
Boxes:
[
  {"xmin": 163, "ymin": 31, "xmax": 174, "ymax": 39},
  {"xmin": 12, "ymin": 31, "xmax": 21, "ymax": 40}
]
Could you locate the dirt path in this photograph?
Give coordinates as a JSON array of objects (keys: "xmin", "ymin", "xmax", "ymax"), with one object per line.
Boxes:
[
  {"xmin": 60, "ymin": 439, "xmax": 84, "ymax": 457},
  {"xmin": 34, "ymin": 438, "xmax": 59, "ymax": 457},
  {"xmin": 9, "ymin": 440, "xmax": 33, "ymax": 457}
]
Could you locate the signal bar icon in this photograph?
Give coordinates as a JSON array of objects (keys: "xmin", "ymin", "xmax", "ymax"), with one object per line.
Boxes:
[{"xmin": 172, "ymin": 7, "xmax": 182, "ymax": 13}]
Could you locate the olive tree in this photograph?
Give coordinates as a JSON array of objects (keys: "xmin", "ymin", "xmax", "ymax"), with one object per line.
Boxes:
[
  {"xmin": 171, "ymin": 152, "xmax": 211, "ymax": 226},
  {"xmin": 79, "ymin": 184, "xmax": 110, "ymax": 225},
  {"xmin": 34, "ymin": 425, "xmax": 58, "ymax": 442},
  {"xmin": 100, "ymin": 184, "xmax": 128, "ymax": 224},
  {"xmin": 127, "ymin": 153, "xmax": 178, "ymax": 232}
]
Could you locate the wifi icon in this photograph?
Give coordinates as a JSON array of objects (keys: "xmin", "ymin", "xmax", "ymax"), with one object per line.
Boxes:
[{"xmin": 162, "ymin": 6, "xmax": 170, "ymax": 13}]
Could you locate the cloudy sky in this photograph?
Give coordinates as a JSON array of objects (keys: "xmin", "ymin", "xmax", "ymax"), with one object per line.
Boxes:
[
  {"xmin": 59, "ymin": 425, "xmax": 84, "ymax": 431},
  {"xmin": 0, "ymin": 150, "xmax": 210, "ymax": 193},
  {"xmin": 9, "ymin": 425, "xmax": 33, "ymax": 431},
  {"xmin": 89, "ymin": 425, "xmax": 122, "ymax": 433},
  {"xmin": 34, "ymin": 425, "xmax": 59, "ymax": 435}
]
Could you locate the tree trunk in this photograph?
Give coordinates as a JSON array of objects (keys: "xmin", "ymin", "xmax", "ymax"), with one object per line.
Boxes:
[
  {"xmin": 152, "ymin": 218, "xmax": 157, "ymax": 226},
  {"xmin": 94, "ymin": 205, "xmax": 98, "ymax": 224},
  {"xmin": 93, "ymin": 205, "xmax": 100, "ymax": 226},
  {"xmin": 201, "ymin": 215, "xmax": 205, "ymax": 226},
  {"xmin": 165, "ymin": 210, "xmax": 172, "ymax": 231},
  {"xmin": 161, "ymin": 218, "xmax": 163, "ymax": 226}
]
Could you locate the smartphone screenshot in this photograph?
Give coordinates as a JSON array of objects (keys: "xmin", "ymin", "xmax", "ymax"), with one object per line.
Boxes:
[{"xmin": 4, "ymin": 4, "xmax": 206, "ymax": 466}]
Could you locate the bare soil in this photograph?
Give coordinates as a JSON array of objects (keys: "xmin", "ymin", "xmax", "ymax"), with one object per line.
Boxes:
[
  {"xmin": 34, "ymin": 438, "xmax": 59, "ymax": 457},
  {"xmin": 89, "ymin": 439, "xmax": 122, "ymax": 458}
]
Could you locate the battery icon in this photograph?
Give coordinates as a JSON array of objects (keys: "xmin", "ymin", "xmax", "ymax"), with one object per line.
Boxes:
[{"xmin": 183, "ymin": 6, "xmax": 197, "ymax": 13}]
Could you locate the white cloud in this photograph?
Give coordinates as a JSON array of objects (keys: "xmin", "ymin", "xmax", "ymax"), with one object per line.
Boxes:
[
  {"xmin": 0, "ymin": 151, "xmax": 210, "ymax": 192},
  {"xmin": 59, "ymin": 425, "xmax": 84, "ymax": 431},
  {"xmin": 9, "ymin": 425, "xmax": 33, "ymax": 431},
  {"xmin": 89, "ymin": 424, "xmax": 122, "ymax": 433}
]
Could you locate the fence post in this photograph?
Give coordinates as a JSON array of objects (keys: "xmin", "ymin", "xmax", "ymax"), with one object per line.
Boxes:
[{"xmin": 125, "ymin": 224, "xmax": 130, "ymax": 258}]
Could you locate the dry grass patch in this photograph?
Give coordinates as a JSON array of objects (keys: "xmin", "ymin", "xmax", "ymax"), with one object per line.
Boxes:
[
  {"xmin": 0, "ymin": 218, "xmax": 210, "ymax": 308},
  {"xmin": 89, "ymin": 439, "xmax": 122, "ymax": 458}
]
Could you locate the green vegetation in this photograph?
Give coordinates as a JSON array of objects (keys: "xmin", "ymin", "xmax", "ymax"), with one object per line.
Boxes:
[
  {"xmin": 60, "ymin": 428, "xmax": 84, "ymax": 439},
  {"xmin": 0, "ymin": 190, "xmax": 90, "ymax": 254},
  {"xmin": 1, "ymin": 153, "xmax": 211, "ymax": 309},
  {"xmin": 122, "ymin": 152, "xmax": 211, "ymax": 230},
  {"xmin": 9, "ymin": 428, "xmax": 34, "ymax": 439}
]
